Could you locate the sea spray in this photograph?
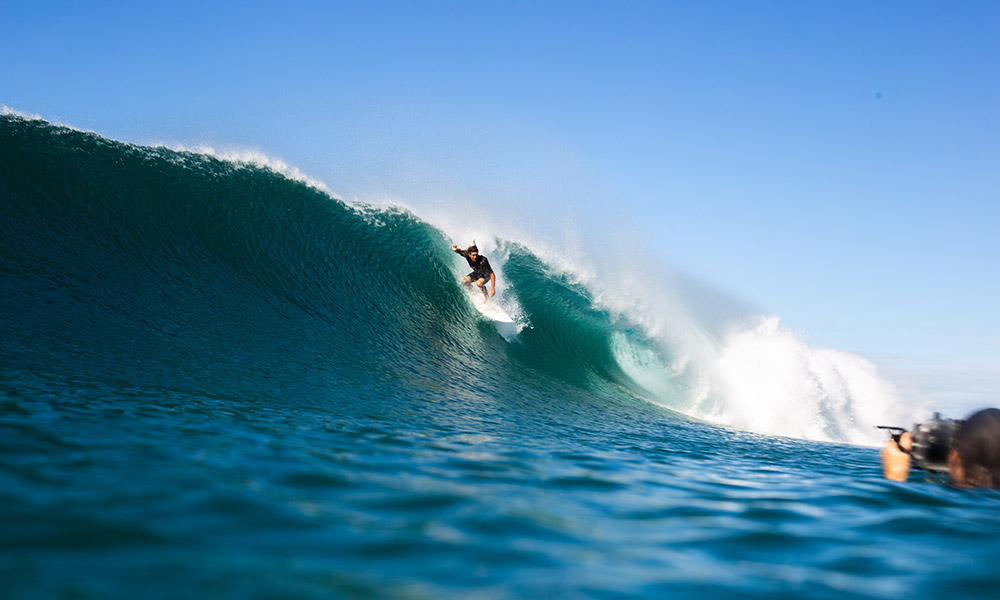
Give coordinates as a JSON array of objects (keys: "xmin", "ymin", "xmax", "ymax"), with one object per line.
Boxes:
[
  {"xmin": 707, "ymin": 316, "xmax": 913, "ymax": 444},
  {"xmin": 490, "ymin": 216, "xmax": 914, "ymax": 444}
]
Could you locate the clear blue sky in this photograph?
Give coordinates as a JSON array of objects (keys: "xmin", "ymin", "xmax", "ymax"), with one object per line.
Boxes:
[{"xmin": 4, "ymin": 1, "xmax": 998, "ymax": 414}]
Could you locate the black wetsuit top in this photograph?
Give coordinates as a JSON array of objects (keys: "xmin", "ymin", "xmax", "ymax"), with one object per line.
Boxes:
[{"xmin": 459, "ymin": 251, "xmax": 494, "ymax": 281}]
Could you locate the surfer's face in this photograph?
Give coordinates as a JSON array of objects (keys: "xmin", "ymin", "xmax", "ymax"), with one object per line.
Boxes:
[{"xmin": 469, "ymin": 251, "xmax": 478, "ymax": 259}]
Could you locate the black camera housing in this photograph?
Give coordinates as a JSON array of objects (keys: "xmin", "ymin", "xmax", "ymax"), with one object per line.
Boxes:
[{"xmin": 910, "ymin": 414, "xmax": 963, "ymax": 473}]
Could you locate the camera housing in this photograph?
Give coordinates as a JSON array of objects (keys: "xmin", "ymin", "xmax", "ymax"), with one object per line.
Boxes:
[{"xmin": 910, "ymin": 413, "xmax": 963, "ymax": 473}]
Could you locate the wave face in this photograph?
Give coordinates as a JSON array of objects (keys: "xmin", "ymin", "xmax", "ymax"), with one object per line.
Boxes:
[{"xmin": 0, "ymin": 113, "xmax": 908, "ymax": 445}]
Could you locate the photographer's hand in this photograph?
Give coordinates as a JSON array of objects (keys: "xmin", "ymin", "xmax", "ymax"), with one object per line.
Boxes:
[{"xmin": 881, "ymin": 431, "xmax": 913, "ymax": 482}]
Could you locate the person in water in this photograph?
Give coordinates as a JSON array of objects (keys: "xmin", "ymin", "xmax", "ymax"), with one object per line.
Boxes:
[
  {"xmin": 881, "ymin": 407, "xmax": 1000, "ymax": 489},
  {"xmin": 452, "ymin": 242, "xmax": 495, "ymax": 302}
]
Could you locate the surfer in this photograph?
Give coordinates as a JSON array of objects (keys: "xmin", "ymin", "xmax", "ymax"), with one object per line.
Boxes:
[{"xmin": 452, "ymin": 242, "xmax": 495, "ymax": 302}]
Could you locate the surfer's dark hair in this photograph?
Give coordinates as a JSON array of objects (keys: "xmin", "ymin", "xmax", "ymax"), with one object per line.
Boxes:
[
  {"xmin": 954, "ymin": 408, "xmax": 1000, "ymax": 489},
  {"xmin": 467, "ymin": 245, "xmax": 479, "ymax": 254}
]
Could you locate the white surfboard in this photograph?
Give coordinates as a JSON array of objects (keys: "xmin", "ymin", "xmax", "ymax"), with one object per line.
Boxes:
[{"xmin": 467, "ymin": 292, "xmax": 519, "ymax": 341}]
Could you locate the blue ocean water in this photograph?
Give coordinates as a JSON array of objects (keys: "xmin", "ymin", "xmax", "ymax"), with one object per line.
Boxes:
[{"xmin": 2, "ymin": 113, "xmax": 998, "ymax": 599}]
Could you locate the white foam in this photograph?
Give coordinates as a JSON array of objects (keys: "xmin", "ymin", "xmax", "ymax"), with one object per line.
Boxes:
[
  {"xmin": 1, "ymin": 105, "xmax": 98, "ymax": 134},
  {"xmin": 702, "ymin": 316, "xmax": 914, "ymax": 445},
  {"xmin": 2, "ymin": 105, "xmax": 43, "ymax": 120},
  {"xmin": 155, "ymin": 143, "xmax": 335, "ymax": 195},
  {"xmin": 510, "ymin": 231, "xmax": 915, "ymax": 445}
]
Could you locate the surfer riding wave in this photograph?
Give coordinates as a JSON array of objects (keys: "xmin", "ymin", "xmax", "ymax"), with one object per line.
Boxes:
[{"xmin": 452, "ymin": 242, "xmax": 495, "ymax": 302}]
